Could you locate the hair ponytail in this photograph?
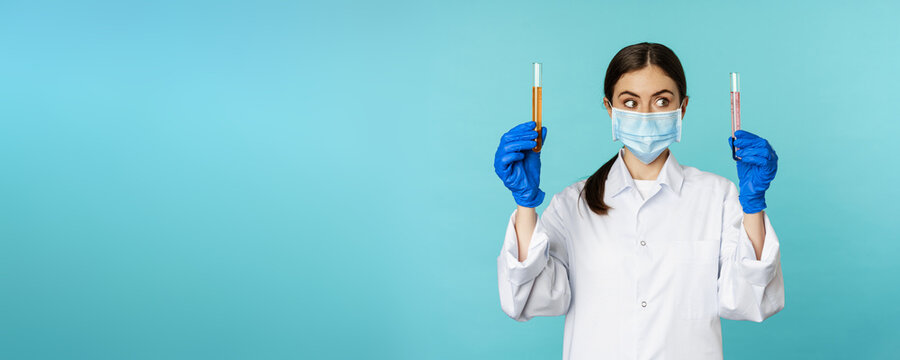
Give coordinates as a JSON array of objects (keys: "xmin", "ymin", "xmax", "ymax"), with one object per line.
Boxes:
[{"xmin": 579, "ymin": 152, "xmax": 618, "ymax": 216}]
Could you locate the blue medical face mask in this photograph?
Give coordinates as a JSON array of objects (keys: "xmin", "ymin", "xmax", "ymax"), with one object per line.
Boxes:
[{"xmin": 609, "ymin": 100, "xmax": 685, "ymax": 164}]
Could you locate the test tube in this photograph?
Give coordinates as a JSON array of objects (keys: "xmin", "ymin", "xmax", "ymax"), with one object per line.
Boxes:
[
  {"xmin": 532, "ymin": 63, "xmax": 542, "ymax": 152},
  {"xmin": 730, "ymin": 72, "xmax": 741, "ymax": 138}
]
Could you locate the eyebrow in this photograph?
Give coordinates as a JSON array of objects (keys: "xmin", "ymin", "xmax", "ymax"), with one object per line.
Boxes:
[{"xmin": 617, "ymin": 89, "xmax": 674, "ymax": 98}]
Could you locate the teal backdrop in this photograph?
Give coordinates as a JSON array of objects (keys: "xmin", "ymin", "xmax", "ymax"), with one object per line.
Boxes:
[{"xmin": 1, "ymin": 0, "xmax": 898, "ymax": 359}]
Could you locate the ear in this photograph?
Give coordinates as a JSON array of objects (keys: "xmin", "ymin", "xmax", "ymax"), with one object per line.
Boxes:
[
  {"xmin": 680, "ymin": 96, "xmax": 689, "ymax": 119},
  {"xmin": 603, "ymin": 97, "xmax": 612, "ymax": 118}
]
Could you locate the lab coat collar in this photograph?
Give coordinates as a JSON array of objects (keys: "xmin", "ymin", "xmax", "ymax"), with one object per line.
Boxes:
[{"xmin": 607, "ymin": 147, "xmax": 685, "ymax": 198}]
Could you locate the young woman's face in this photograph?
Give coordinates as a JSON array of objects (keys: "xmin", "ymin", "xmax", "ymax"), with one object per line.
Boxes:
[{"xmin": 604, "ymin": 65, "xmax": 687, "ymax": 117}]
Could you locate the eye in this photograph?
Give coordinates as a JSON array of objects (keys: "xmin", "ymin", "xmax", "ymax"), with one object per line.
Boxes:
[
  {"xmin": 624, "ymin": 99, "xmax": 636, "ymax": 108},
  {"xmin": 655, "ymin": 98, "xmax": 669, "ymax": 107}
]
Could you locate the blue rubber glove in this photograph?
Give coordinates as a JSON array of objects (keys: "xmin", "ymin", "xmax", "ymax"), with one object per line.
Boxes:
[
  {"xmin": 494, "ymin": 121, "xmax": 547, "ymax": 208},
  {"xmin": 728, "ymin": 130, "xmax": 778, "ymax": 214}
]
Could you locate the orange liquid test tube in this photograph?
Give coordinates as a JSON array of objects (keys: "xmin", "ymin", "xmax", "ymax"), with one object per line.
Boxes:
[{"xmin": 532, "ymin": 62, "xmax": 542, "ymax": 152}]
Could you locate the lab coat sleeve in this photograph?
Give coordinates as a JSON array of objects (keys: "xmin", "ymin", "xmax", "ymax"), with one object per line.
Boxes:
[
  {"xmin": 497, "ymin": 193, "xmax": 572, "ymax": 322},
  {"xmin": 717, "ymin": 181, "xmax": 785, "ymax": 322}
]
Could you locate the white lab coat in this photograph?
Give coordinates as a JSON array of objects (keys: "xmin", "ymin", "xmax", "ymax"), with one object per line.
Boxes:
[{"xmin": 497, "ymin": 148, "xmax": 784, "ymax": 360}]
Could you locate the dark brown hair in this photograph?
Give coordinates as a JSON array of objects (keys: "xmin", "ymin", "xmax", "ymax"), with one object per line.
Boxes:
[{"xmin": 579, "ymin": 42, "xmax": 688, "ymax": 216}]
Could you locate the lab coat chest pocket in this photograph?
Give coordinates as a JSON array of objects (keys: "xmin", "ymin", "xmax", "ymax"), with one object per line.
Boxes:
[{"xmin": 672, "ymin": 239, "xmax": 720, "ymax": 320}]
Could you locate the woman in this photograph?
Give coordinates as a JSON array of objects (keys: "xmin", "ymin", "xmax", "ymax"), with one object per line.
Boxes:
[{"xmin": 493, "ymin": 42, "xmax": 784, "ymax": 360}]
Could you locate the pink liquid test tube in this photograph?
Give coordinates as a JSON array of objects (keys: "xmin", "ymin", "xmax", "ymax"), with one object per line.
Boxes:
[{"xmin": 730, "ymin": 72, "xmax": 741, "ymax": 138}]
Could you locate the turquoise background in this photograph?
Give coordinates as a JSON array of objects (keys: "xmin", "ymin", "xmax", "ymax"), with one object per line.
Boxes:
[{"xmin": 1, "ymin": 0, "xmax": 897, "ymax": 358}]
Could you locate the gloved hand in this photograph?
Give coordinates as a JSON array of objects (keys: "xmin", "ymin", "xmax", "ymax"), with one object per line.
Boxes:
[
  {"xmin": 729, "ymin": 130, "xmax": 778, "ymax": 214},
  {"xmin": 494, "ymin": 121, "xmax": 548, "ymax": 208}
]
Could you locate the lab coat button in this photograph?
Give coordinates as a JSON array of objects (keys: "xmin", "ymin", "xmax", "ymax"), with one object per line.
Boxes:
[
  {"xmin": 641, "ymin": 301, "xmax": 647, "ymax": 307},
  {"xmin": 640, "ymin": 240, "xmax": 646, "ymax": 246}
]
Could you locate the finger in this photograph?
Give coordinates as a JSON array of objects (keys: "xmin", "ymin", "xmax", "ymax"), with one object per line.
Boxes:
[
  {"xmin": 734, "ymin": 129, "xmax": 759, "ymax": 138},
  {"xmin": 504, "ymin": 129, "xmax": 539, "ymax": 141},
  {"xmin": 540, "ymin": 126, "xmax": 547, "ymax": 145},
  {"xmin": 503, "ymin": 140, "xmax": 538, "ymax": 153},
  {"xmin": 737, "ymin": 155, "xmax": 768, "ymax": 166},
  {"xmin": 495, "ymin": 157, "xmax": 512, "ymax": 177},
  {"xmin": 732, "ymin": 136, "xmax": 767, "ymax": 149},
  {"xmin": 734, "ymin": 130, "xmax": 760, "ymax": 140},
  {"xmin": 736, "ymin": 147, "xmax": 771, "ymax": 160},
  {"xmin": 498, "ymin": 151, "xmax": 525, "ymax": 167},
  {"xmin": 508, "ymin": 121, "xmax": 537, "ymax": 133}
]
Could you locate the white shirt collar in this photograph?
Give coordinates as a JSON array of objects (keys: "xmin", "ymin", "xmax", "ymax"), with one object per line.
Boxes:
[{"xmin": 606, "ymin": 147, "xmax": 685, "ymax": 199}]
